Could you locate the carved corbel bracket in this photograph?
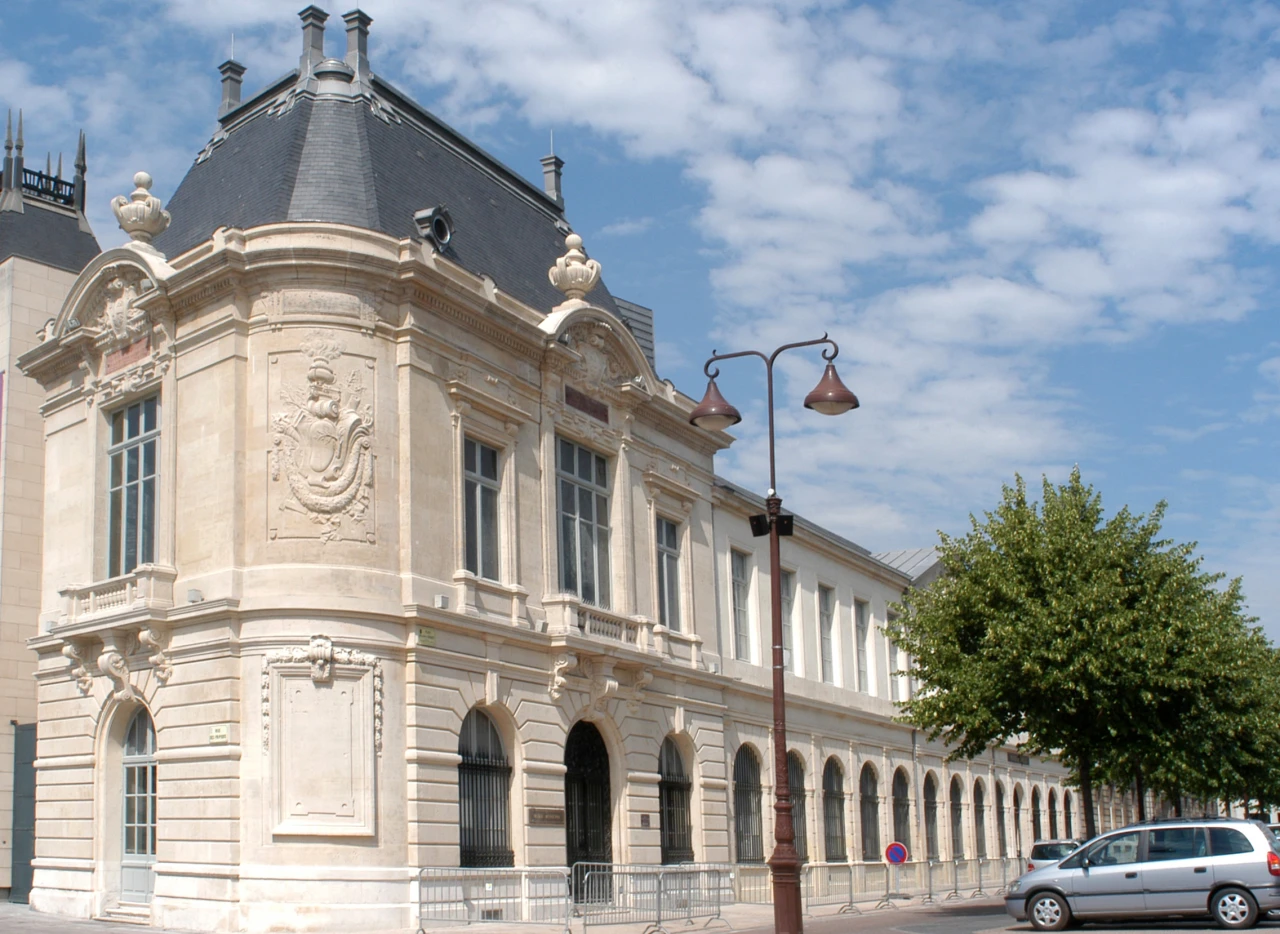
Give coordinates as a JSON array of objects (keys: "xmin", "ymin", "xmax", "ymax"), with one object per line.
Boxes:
[
  {"xmin": 97, "ymin": 634, "xmax": 136, "ymax": 702},
  {"xmin": 61, "ymin": 642, "xmax": 93, "ymax": 694},
  {"xmin": 626, "ymin": 666, "xmax": 654, "ymax": 715},
  {"xmin": 138, "ymin": 627, "xmax": 172, "ymax": 683},
  {"xmin": 587, "ymin": 658, "xmax": 618, "ymax": 715},
  {"xmin": 549, "ymin": 652, "xmax": 578, "ymax": 700}
]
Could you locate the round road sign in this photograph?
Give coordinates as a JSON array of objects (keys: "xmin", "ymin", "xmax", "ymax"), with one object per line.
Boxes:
[{"xmin": 885, "ymin": 841, "xmax": 909, "ymax": 864}]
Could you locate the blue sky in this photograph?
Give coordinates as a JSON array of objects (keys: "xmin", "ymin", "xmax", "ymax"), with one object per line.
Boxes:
[{"xmin": 3, "ymin": 0, "xmax": 1278, "ymax": 640}]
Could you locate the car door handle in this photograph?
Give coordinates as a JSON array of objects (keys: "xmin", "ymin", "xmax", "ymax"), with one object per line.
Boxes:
[
  {"xmin": 1194, "ymin": 867, "xmax": 1207, "ymax": 874},
  {"xmin": 1125, "ymin": 872, "xmax": 1137, "ymax": 878}
]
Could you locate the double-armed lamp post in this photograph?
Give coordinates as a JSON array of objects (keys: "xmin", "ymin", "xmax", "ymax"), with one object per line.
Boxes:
[{"xmin": 688, "ymin": 336, "xmax": 859, "ymax": 934}]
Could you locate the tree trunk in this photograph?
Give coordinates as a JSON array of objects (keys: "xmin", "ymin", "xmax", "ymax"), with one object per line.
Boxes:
[
  {"xmin": 1080, "ymin": 760, "xmax": 1097, "ymax": 840},
  {"xmin": 1136, "ymin": 770, "xmax": 1146, "ymax": 822}
]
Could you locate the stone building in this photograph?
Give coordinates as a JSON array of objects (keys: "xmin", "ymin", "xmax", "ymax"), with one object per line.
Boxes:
[
  {"xmin": 0, "ymin": 110, "xmax": 100, "ymax": 901},
  {"xmin": 15, "ymin": 7, "xmax": 1074, "ymax": 931}
]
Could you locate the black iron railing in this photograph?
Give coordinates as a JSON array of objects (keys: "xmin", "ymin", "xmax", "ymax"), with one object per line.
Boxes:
[{"xmin": 21, "ymin": 168, "xmax": 75, "ymax": 207}]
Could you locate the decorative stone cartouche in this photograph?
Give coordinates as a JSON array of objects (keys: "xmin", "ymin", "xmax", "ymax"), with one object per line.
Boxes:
[
  {"xmin": 548, "ymin": 233, "xmax": 601, "ymax": 302},
  {"xmin": 111, "ymin": 171, "xmax": 171, "ymax": 245}
]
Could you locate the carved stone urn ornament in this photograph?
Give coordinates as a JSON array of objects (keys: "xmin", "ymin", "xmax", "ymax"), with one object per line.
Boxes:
[
  {"xmin": 548, "ymin": 233, "xmax": 601, "ymax": 304},
  {"xmin": 111, "ymin": 171, "xmax": 171, "ymax": 249}
]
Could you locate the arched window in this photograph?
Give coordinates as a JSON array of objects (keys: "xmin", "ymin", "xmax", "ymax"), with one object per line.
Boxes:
[
  {"xmin": 1031, "ymin": 788, "xmax": 1042, "ymax": 841},
  {"xmin": 949, "ymin": 776, "xmax": 965, "ymax": 859},
  {"xmin": 733, "ymin": 747, "xmax": 764, "ymax": 863},
  {"xmin": 995, "ymin": 783, "xmax": 1008, "ymax": 857},
  {"xmin": 787, "ymin": 752, "xmax": 808, "ymax": 862},
  {"xmin": 1048, "ymin": 789, "xmax": 1059, "ymax": 839},
  {"xmin": 658, "ymin": 737, "xmax": 694, "ymax": 864},
  {"xmin": 973, "ymin": 780, "xmax": 987, "ymax": 859},
  {"xmin": 822, "ymin": 758, "xmax": 847, "ymax": 861},
  {"xmin": 923, "ymin": 773, "xmax": 939, "ymax": 860},
  {"xmin": 458, "ymin": 708, "xmax": 514, "ymax": 867},
  {"xmin": 1063, "ymin": 791, "xmax": 1074, "ymax": 839},
  {"xmin": 121, "ymin": 709, "xmax": 157, "ymax": 903},
  {"xmin": 892, "ymin": 769, "xmax": 910, "ymax": 846},
  {"xmin": 1013, "ymin": 785, "xmax": 1023, "ymax": 856},
  {"xmin": 859, "ymin": 764, "xmax": 880, "ymax": 861}
]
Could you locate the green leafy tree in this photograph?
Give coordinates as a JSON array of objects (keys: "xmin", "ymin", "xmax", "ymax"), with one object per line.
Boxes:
[{"xmin": 887, "ymin": 468, "xmax": 1268, "ymax": 840}]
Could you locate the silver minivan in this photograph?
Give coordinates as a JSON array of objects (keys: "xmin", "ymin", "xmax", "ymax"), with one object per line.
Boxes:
[{"xmin": 1005, "ymin": 818, "xmax": 1280, "ymax": 930}]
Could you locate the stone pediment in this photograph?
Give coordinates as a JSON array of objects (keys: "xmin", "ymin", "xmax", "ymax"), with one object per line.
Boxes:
[{"xmin": 541, "ymin": 306, "xmax": 661, "ymax": 400}]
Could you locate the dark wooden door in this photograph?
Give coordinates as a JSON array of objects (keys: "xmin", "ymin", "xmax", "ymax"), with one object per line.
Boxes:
[
  {"xmin": 565, "ymin": 721, "xmax": 611, "ymax": 901},
  {"xmin": 10, "ymin": 723, "xmax": 36, "ymax": 903}
]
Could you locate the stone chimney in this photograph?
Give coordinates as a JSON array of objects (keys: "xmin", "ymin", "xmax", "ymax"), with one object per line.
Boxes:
[
  {"xmin": 299, "ymin": 5, "xmax": 329, "ymax": 74},
  {"xmin": 219, "ymin": 60, "xmax": 247, "ymax": 116},
  {"xmin": 540, "ymin": 153, "xmax": 564, "ymax": 208},
  {"xmin": 343, "ymin": 9, "xmax": 372, "ymax": 77}
]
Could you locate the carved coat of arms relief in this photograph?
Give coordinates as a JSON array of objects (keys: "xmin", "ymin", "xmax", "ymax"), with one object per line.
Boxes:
[{"xmin": 269, "ymin": 331, "xmax": 376, "ymax": 544}]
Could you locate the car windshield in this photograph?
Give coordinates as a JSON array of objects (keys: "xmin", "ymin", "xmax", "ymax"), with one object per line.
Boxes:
[{"xmin": 1030, "ymin": 843, "xmax": 1077, "ymax": 860}]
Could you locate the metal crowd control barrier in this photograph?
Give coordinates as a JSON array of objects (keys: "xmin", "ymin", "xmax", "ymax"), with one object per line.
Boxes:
[
  {"xmin": 416, "ymin": 867, "xmax": 572, "ymax": 934},
  {"xmin": 577, "ymin": 866, "xmax": 727, "ymax": 934},
  {"xmin": 801, "ymin": 862, "xmax": 860, "ymax": 914}
]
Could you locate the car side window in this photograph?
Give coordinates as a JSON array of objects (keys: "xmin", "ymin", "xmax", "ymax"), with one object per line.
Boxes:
[
  {"xmin": 1209, "ymin": 828, "xmax": 1255, "ymax": 855},
  {"xmin": 1088, "ymin": 832, "xmax": 1141, "ymax": 866},
  {"xmin": 1146, "ymin": 827, "xmax": 1207, "ymax": 862}
]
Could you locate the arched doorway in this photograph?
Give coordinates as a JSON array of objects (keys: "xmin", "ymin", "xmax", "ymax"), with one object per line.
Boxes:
[
  {"xmin": 658, "ymin": 737, "xmax": 693, "ymax": 864},
  {"xmin": 787, "ymin": 752, "xmax": 808, "ymax": 863},
  {"xmin": 121, "ymin": 709, "xmax": 157, "ymax": 904},
  {"xmin": 892, "ymin": 768, "xmax": 911, "ymax": 846},
  {"xmin": 923, "ymin": 773, "xmax": 939, "ymax": 860},
  {"xmin": 1063, "ymin": 791, "xmax": 1074, "ymax": 839},
  {"xmin": 1013, "ymin": 785, "xmax": 1024, "ymax": 856},
  {"xmin": 565, "ymin": 721, "xmax": 611, "ymax": 897}
]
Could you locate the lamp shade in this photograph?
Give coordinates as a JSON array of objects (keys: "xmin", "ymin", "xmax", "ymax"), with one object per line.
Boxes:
[
  {"xmin": 689, "ymin": 377, "xmax": 742, "ymax": 431},
  {"xmin": 803, "ymin": 363, "xmax": 859, "ymax": 416}
]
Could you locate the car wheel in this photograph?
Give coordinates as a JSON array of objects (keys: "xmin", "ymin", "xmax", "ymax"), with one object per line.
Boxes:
[
  {"xmin": 1027, "ymin": 891, "xmax": 1071, "ymax": 932},
  {"xmin": 1212, "ymin": 886, "xmax": 1259, "ymax": 929}
]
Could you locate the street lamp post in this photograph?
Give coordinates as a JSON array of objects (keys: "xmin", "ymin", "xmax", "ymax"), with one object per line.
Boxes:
[{"xmin": 688, "ymin": 334, "xmax": 858, "ymax": 934}]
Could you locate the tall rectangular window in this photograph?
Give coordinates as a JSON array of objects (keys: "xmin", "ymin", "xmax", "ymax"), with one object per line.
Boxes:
[
  {"xmin": 557, "ymin": 438, "xmax": 611, "ymax": 607},
  {"xmin": 780, "ymin": 570, "xmax": 796, "ymax": 672},
  {"xmin": 889, "ymin": 641, "xmax": 901, "ymax": 702},
  {"xmin": 854, "ymin": 599, "xmax": 870, "ymax": 693},
  {"xmin": 730, "ymin": 550, "xmax": 751, "ymax": 662},
  {"xmin": 656, "ymin": 516, "xmax": 681, "ymax": 631},
  {"xmin": 819, "ymin": 585, "xmax": 835, "ymax": 684},
  {"xmin": 108, "ymin": 397, "xmax": 159, "ymax": 578},
  {"xmin": 463, "ymin": 438, "xmax": 500, "ymax": 580}
]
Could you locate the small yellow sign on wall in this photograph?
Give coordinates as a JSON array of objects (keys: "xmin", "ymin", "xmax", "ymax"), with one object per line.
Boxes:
[
  {"xmin": 208, "ymin": 725, "xmax": 229, "ymax": 745},
  {"xmin": 417, "ymin": 626, "xmax": 437, "ymax": 647}
]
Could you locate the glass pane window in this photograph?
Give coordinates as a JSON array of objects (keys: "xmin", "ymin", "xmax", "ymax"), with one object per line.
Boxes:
[
  {"xmin": 730, "ymin": 551, "xmax": 751, "ymax": 662},
  {"xmin": 1209, "ymin": 827, "xmax": 1255, "ymax": 855},
  {"xmin": 819, "ymin": 586, "xmax": 835, "ymax": 684},
  {"xmin": 780, "ymin": 571, "xmax": 796, "ymax": 672},
  {"xmin": 659, "ymin": 738, "xmax": 694, "ymax": 863},
  {"xmin": 860, "ymin": 765, "xmax": 880, "ymax": 861},
  {"xmin": 1147, "ymin": 827, "xmax": 1207, "ymax": 861},
  {"xmin": 656, "ymin": 517, "xmax": 681, "ymax": 631},
  {"xmin": 822, "ymin": 758, "xmax": 847, "ymax": 861},
  {"xmin": 854, "ymin": 600, "xmax": 870, "ymax": 693},
  {"xmin": 1088, "ymin": 831, "xmax": 1140, "ymax": 865},
  {"xmin": 733, "ymin": 747, "xmax": 764, "ymax": 863},
  {"xmin": 463, "ymin": 438, "xmax": 501, "ymax": 581},
  {"xmin": 122, "ymin": 710, "xmax": 157, "ymax": 859},
  {"xmin": 108, "ymin": 397, "xmax": 160, "ymax": 578},
  {"xmin": 458, "ymin": 708, "xmax": 514, "ymax": 867},
  {"xmin": 950, "ymin": 777, "xmax": 965, "ymax": 859},
  {"xmin": 787, "ymin": 752, "xmax": 808, "ymax": 862},
  {"xmin": 557, "ymin": 438, "xmax": 610, "ymax": 607}
]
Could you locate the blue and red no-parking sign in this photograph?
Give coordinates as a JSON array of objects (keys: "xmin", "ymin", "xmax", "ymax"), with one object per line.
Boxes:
[{"xmin": 884, "ymin": 841, "xmax": 909, "ymax": 864}]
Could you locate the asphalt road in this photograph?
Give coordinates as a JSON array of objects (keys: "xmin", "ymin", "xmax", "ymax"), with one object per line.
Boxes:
[{"xmin": 737, "ymin": 898, "xmax": 1280, "ymax": 934}]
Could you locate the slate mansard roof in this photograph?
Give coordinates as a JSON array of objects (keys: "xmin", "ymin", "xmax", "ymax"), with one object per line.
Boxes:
[{"xmin": 153, "ymin": 7, "xmax": 622, "ymax": 323}]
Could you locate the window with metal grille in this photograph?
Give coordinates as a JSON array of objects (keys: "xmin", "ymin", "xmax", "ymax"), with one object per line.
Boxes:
[
  {"xmin": 892, "ymin": 769, "xmax": 911, "ymax": 846},
  {"xmin": 974, "ymin": 780, "xmax": 987, "ymax": 858},
  {"xmin": 1048, "ymin": 789, "xmax": 1058, "ymax": 839},
  {"xmin": 464, "ymin": 438, "xmax": 500, "ymax": 580},
  {"xmin": 787, "ymin": 752, "xmax": 808, "ymax": 862},
  {"xmin": 458, "ymin": 708, "xmax": 514, "ymax": 867},
  {"xmin": 1063, "ymin": 791, "xmax": 1073, "ymax": 840},
  {"xmin": 108, "ymin": 397, "xmax": 159, "ymax": 577},
  {"xmin": 557, "ymin": 438, "xmax": 610, "ymax": 607},
  {"xmin": 854, "ymin": 599, "xmax": 870, "ymax": 692},
  {"xmin": 818, "ymin": 586, "xmax": 835, "ymax": 684},
  {"xmin": 658, "ymin": 737, "xmax": 694, "ymax": 864},
  {"xmin": 996, "ymin": 783, "xmax": 1008, "ymax": 857},
  {"xmin": 780, "ymin": 570, "xmax": 796, "ymax": 672},
  {"xmin": 822, "ymin": 757, "xmax": 846, "ymax": 861},
  {"xmin": 123, "ymin": 709, "xmax": 157, "ymax": 860},
  {"xmin": 1031, "ymin": 788, "xmax": 1042, "ymax": 842},
  {"xmin": 1013, "ymin": 786, "xmax": 1023, "ymax": 856},
  {"xmin": 859, "ymin": 764, "xmax": 880, "ymax": 861},
  {"xmin": 924, "ymin": 773, "xmax": 939, "ymax": 860},
  {"xmin": 733, "ymin": 747, "xmax": 764, "ymax": 863},
  {"xmin": 656, "ymin": 517, "xmax": 681, "ymax": 631},
  {"xmin": 730, "ymin": 550, "xmax": 751, "ymax": 662},
  {"xmin": 950, "ymin": 776, "xmax": 965, "ymax": 859}
]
